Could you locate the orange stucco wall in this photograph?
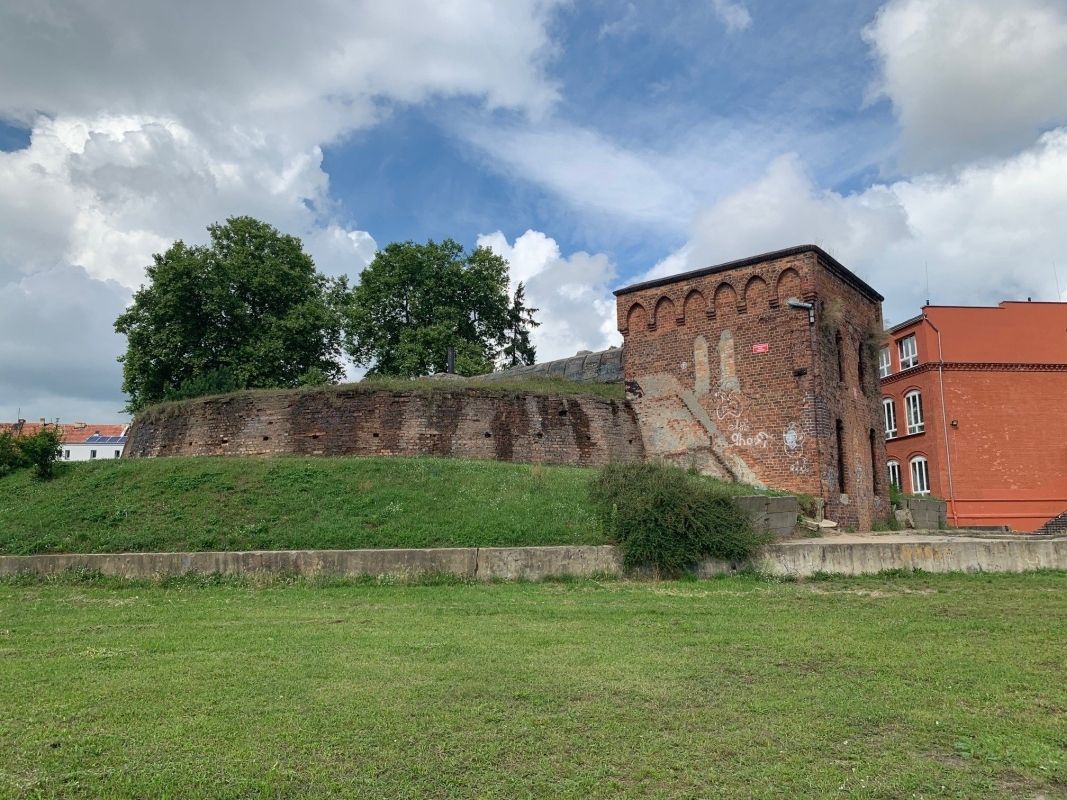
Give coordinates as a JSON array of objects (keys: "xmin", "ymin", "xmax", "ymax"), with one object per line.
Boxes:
[{"xmin": 882, "ymin": 302, "xmax": 1067, "ymax": 531}]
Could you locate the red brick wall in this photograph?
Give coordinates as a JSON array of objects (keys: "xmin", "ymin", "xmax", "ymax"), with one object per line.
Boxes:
[
  {"xmin": 124, "ymin": 387, "xmax": 645, "ymax": 468},
  {"xmin": 617, "ymin": 249, "xmax": 888, "ymax": 529}
]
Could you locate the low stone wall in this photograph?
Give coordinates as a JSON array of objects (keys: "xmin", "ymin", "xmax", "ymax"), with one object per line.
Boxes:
[
  {"xmin": 734, "ymin": 495, "xmax": 799, "ymax": 537},
  {"xmin": 125, "ymin": 387, "xmax": 644, "ymax": 468},
  {"xmin": 3, "ymin": 536, "xmax": 1064, "ymax": 581},
  {"xmin": 898, "ymin": 497, "xmax": 948, "ymax": 530}
]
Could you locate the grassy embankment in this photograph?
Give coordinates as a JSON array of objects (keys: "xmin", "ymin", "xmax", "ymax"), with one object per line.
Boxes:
[
  {"xmin": 0, "ymin": 454, "xmax": 777, "ymax": 555},
  {"xmin": 1, "ymin": 572, "xmax": 1065, "ymax": 798}
]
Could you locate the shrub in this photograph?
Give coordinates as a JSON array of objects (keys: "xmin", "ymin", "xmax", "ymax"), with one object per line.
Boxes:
[
  {"xmin": 16, "ymin": 427, "xmax": 64, "ymax": 480},
  {"xmin": 0, "ymin": 431, "xmax": 28, "ymax": 477},
  {"xmin": 589, "ymin": 462, "xmax": 770, "ymax": 576}
]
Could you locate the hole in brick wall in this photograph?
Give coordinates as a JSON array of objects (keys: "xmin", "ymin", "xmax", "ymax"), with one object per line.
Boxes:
[
  {"xmin": 484, "ymin": 431, "xmax": 492, "ymax": 438},
  {"xmin": 262, "ymin": 436, "xmax": 269, "ymax": 441},
  {"xmin": 586, "ymin": 435, "xmax": 593, "ymax": 441},
  {"xmin": 535, "ymin": 432, "xmax": 543, "ymax": 439},
  {"xmin": 267, "ymin": 421, "xmax": 274, "ymax": 425},
  {"xmin": 188, "ymin": 441, "xmax": 193, "ymax": 446},
  {"xmin": 311, "ymin": 434, "xmax": 319, "ymax": 439},
  {"xmin": 558, "ymin": 409, "xmax": 568, "ymax": 417},
  {"xmin": 628, "ymin": 438, "xmax": 634, "ymax": 444},
  {"xmin": 220, "ymin": 437, "xmax": 229, "ymax": 444},
  {"xmin": 372, "ymin": 432, "xmax": 379, "ymax": 438}
]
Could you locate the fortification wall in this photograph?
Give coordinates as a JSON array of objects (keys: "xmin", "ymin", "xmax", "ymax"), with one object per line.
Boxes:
[{"xmin": 124, "ymin": 387, "xmax": 644, "ymax": 467}]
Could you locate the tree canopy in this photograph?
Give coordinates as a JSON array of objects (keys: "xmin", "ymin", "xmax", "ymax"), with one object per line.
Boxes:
[
  {"xmin": 115, "ymin": 216, "xmax": 347, "ymax": 412},
  {"xmin": 344, "ymin": 239, "xmax": 538, "ymax": 376}
]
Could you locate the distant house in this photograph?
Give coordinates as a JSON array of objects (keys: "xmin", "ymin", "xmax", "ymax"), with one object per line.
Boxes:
[
  {"xmin": 60, "ymin": 423, "xmax": 129, "ymax": 461},
  {"xmin": 0, "ymin": 419, "xmax": 129, "ymax": 461}
]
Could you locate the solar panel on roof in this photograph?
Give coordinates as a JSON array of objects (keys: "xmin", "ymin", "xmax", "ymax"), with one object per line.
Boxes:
[{"xmin": 84, "ymin": 434, "xmax": 127, "ymax": 444}]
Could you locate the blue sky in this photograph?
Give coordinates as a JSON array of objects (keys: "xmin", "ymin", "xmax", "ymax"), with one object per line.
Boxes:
[{"xmin": 2, "ymin": 0, "xmax": 1067, "ymax": 421}]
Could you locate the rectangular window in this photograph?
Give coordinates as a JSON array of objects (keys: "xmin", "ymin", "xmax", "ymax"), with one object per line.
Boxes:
[
  {"xmin": 887, "ymin": 461, "xmax": 902, "ymax": 490},
  {"xmin": 883, "ymin": 398, "xmax": 897, "ymax": 439},
  {"xmin": 878, "ymin": 346, "xmax": 891, "ymax": 379},
  {"xmin": 835, "ymin": 419, "xmax": 846, "ymax": 493},
  {"xmin": 114, "ymin": 450, "xmax": 121, "ymax": 458},
  {"xmin": 90, "ymin": 449, "xmax": 97, "ymax": 459},
  {"xmin": 63, "ymin": 449, "xmax": 70, "ymax": 460},
  {"xmin": 911, "ymin": 457, "xmax": 930, "ymax": 495},
  {"xmin": 905, "ymin": 391, "xmax": 925, "ymax": 435},
  {"xmin": 898, "ymin": 335, "xmax": 918, "ymax": 370}
]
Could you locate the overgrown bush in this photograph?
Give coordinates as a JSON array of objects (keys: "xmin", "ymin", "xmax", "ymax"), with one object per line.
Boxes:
[
  {"xmin": 589, "ymin": 462, "xmax": 770, "ymax": 576},
  {"xmin": 0, "ymin": 431, "xmax": 28, "ymax": 477},
  {"xmin": 15, "ymin": 428, "xmax": 63, "ymax": 480}
]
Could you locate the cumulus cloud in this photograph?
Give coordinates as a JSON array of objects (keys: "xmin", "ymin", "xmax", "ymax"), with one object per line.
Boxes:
[
  {"xmin": 477, "ymin": 230, "xmax": 622, "ymax": 362},
  {"xmin": 864, "ymin": 0, "xmax": 1067, "ymax": 169},
  {"xmin": 0, "ymin": 266, "xmax": 131, "ymax": 422},
  {"xmin": 0, "ymin": 0, "xmax": 561, "ymax": 420},
  {"xmin": 711, "ymin": 0, "xmax": 752, "ymax": 33},
  {"xmin": 646, "ymin": 130, "xmax": 1067, "ymax": 324}
]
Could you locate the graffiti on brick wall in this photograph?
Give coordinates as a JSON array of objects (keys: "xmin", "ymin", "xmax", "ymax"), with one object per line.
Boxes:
[
  {"xmin": 783, "ymin": 422, "xmax": 810, "ymax": 474},
  {"xmin": 714, "ymin": 389, "xmax": 769, "ymax": 448}
]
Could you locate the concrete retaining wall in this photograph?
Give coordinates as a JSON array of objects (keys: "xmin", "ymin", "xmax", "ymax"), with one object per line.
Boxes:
[
  {"xmin": 0, "ymin": 546, "xmax": 622, "ymax": 582},
  {"xmin": 2, "ymin": 536, "xmax": 1064, "ymax": 581}
]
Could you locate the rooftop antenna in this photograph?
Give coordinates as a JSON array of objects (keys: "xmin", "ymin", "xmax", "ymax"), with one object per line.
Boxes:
[
  {"xmin": 1054, "ymin": 262, "xmax": 1063, "ymax": 300},
  {"xmin": 924, "ymin": 261, "xmax": 931, "ymax": 307}
]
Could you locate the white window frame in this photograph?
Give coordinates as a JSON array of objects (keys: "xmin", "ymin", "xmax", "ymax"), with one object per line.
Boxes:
[
  {"xmin": 898, "ymin": 335, "xmax": 918, "ymax": 370},
  {"xmin": 878, "ymin": 346, "xmax": 891, "ymax": 379},
  {"xmin": 882, "ymin": 398, "xmax": 897, "ymax": 439},
  {"xmin": 904, "ymin": 390, "xmax": 924, "ymax": 435},
  {"xmin": 910, "ymin": 456, "xmax": 930, "ymax": 496},
  {"xmin": 90, "ymin": 449, "xmax": 97, "ymax": 459},
  {"xmin": 63, "ymin": 449, "xmax": 70, "ymax": 460},
  {"xmin": 114, "ymin": 450, "xmax": 121, "ymax": 459},
  {"xmin": 887, "ymin": 460, "xmax": 901, "ymax": 490}
]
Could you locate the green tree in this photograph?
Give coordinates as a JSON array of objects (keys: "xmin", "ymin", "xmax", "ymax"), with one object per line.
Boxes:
[
  {"xmin": 115, "ymin": 216, "xmax": 347, "ymax": 412},
  {"xmin": 345, "ymin": 239, "xmax": 519, "ymax": 376},
  {"xmin": 502, "ymin": 282, "xmax": 539, "ymax": 368}
]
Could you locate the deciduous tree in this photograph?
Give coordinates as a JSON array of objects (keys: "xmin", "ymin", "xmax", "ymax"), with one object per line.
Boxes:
[
  {"xmin": 345, "ymin": 239, "xmax": 522, "ymax": 376},
  {"xmin": 115, "ymin": 216, "xmax": 347, "ymax": 412}
]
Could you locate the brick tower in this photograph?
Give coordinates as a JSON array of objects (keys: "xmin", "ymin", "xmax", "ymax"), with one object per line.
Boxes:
[{"xmin": 615, "ymin": 245, "xmax": 889, "ymax": 530}]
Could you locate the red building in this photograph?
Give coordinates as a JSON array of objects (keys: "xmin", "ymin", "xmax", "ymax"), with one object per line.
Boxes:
[{"xmin": 880, "ymin": 301, "xmax": 1067, "ymax": 531}]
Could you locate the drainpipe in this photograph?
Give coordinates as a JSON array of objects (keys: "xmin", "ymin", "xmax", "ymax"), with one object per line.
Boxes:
[{"xmin": 922, "ymin": 314, "xmax": 957, "ymax": 526}]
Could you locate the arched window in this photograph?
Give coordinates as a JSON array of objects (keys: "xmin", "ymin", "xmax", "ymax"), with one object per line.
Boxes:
[
  {"xmin": 882, "ymin": 398, "xmax": 897, "ymax": 439},
  {"xmin": 910, "ymin": 456, "xmax": 930, "ymax": 495},
  {"xmin": 905, "ymin": 390, "xmax": 924, "ymax": 435},
  {"xmin": 887, "ymin": 460, "xmax": 902, "ymax": 490}
]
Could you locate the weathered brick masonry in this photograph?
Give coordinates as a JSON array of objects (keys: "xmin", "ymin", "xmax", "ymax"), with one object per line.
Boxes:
[
  {"xmin": 124, "ymin": 387, "xmax": 644, "ymax": 467},
  {"xmin": 615, "ymin": 245, "xmax": 889, "ymax": 529}
]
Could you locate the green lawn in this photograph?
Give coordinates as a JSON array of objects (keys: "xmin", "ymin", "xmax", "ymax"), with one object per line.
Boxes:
[
  {"xmin": 0, "ymin": 456, "xmax": 774, "ymax": 556},
  {"xmin": 2, "ymin": 572, "xmax": 1065, "ymax": 798}
]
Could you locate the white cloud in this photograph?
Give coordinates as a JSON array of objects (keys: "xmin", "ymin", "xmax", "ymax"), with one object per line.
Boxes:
[
  {"xmin": 477, "ymin": 230, "xmax": 622, "ymax": 361},
  {"xmin": 648, "ymin": 129, "xmax": 1067, "ymax": 324},
  {"xmin": 0, "ymin": 266, "xmax": 132, "ymax": 422},
  {"xmin": 711, "ymin": 0, "xmax": 752, "ymax": 33},
  {"xmin": 864, "ymin": 0, "xmax": 1067, "ymax": 169},
  {"xmin": 0, "ymin": 0, "xmax": 561, "ymax": 420}
]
